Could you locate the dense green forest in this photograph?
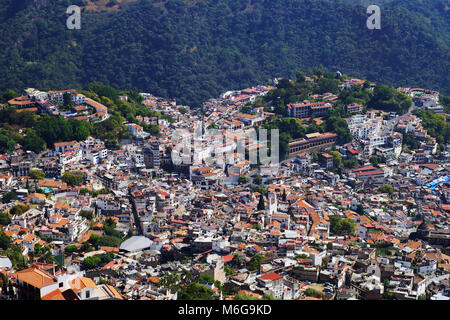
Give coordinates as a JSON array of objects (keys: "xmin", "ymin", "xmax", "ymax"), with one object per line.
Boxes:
[{"xmin": 0, "ymin": 0, "xmax": 448, "ymax": 106}]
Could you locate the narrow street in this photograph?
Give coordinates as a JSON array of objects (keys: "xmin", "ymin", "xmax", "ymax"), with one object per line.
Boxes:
[{"xmin": 128, "ymin": 190, "xmax": 143, "ymax": 236}]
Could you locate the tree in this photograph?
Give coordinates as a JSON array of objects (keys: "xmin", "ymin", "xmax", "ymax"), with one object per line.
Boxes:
[
  {"xmin": 198, "ymin": 274, "xmax": 214, "ymax": 284},
  {"xmin": 343, "ymin": 156, "xmax": 358, "ymax": 169},
  {"xmin": 257, "ymin": 193, "xmax": 265, "ymax": 211},
  {"xmin": 0, "ymin": 0, "xmax": 449, "ymax": 107},
  {"xmin": 368, "ymin": 85, "xmax": 412, "ymax": 114},
  {"xmin": 62, "ymin": 171, "xmax": 85, "ymax": 186},
  {"xmin": 224, "ymin": 265, "xmax": 234, "ymax": 276},
  {"xmin": 247, "ymin": 254, "xmax": 265, "ymax": 271},
  {"xmin": 296, "ymin": 71, "xmax": 306, "ymax": 82},
  {"xmin": 238, "ymin": 175, "xmax": 249, "ymax": 185},
  {"xmin": 1, "ymin": 89, "xmax": 19, "ymax": 103},
  {"xmin": 6, "ymin": 245, "xmax": 26, "ymax": 269},
  {"xmin": 178, "ymin": 107, "xmax": 188, "ymax": 114},
  {"xmin": 381, "ymin": 291, "xmax": 396, "ymax": 300},
  {"xmin": 417, "ymin": 110, "xmax": 450, "ymax": 145},
  {"xmin": 178, "ymin": 282, "xmax": 214, "ymax": 300},
  {"xmin": 79, "ymin": 210, "xmax": 93, "ymax": 220},
  {"xmin": 88, "ymin": 234, "xmax": 101, "ymax": 248},
  {"xmin": 305, "ymin": 287, "xmax": 323, "ymax": 298},
  {"xmin": 370, "ymin": 155, "xmax": 380, "ymax": 167},
  {"xmin": 234, "ymin": 293, "xmax": 258, "ymax": 300},
  {"xmin": 33, "ymin": 115, "xmax": 90, "ymax": 147},
  {"xmin": 2, "ymin": 191, "xmax": 17, "ymax": 204},
  {"xmin": 316, "ymin": 77, "xmax": 339, "ymax": 94},
  {"xmin": 127, "ymin": 87, "xmax": 143, "ymax": 104},
  {"xmin": 253, "ymin": 175, "xmax": 262, "ymax": 185},
  {"xmin": 329, "ymin": 151, "xmax": 343, "ymax": 168},
  {"xmin": 63, "ymin": 93, "xmax": 72, "ymax": 107},
  {"xmin": 99, "ymin": 252, "xmax": 115, "ymax": 264},
  {"xmin": 140, "ymin": 117, "xmax": 162, "ymax": 136},
  {"xmin": 0, "ymin": 212, "xmax": 11, "ymax": 226},
  {"xmin": 79, "ymin": 242, "xmax": 93, "ymax": 253},
  {"xmin": 65, "ymin": 245, "xmax": 78, "ymax": 254},
  {"xmin": 262, "ymin": 293, "xmax": 278, "ymax": 300},
  {"xmin": 0, "ymin": 231, "xmax": 11, "ymax": 250},
  {"xmin": 29, "ymin": 169, "xmax": 45, "ymax": 180},
  {"xmin": 356, "ymin": 204, "xmax": 365, "ymax": 215},
  {"xmin": 440, "ymin": 95, "xmax": 450, "ymax": 113},
  {"xmin": 98, "ymin": 235, "xmax": 122, "ymax": 247},
  {"xmin": 83, "ymin": 256, "xmax": 101, "ymax": 269},
  {"xmin": 22, "ymin": 133, "xmax": 46, "ymax": 153},
  {"xmin": 0, "ymin": 134, "xmax": 16, "ymax": 154},
  {"xmin": 103, "ymin": 218, "xmax": 121, "ymax": 238},
  {"xmin": 325, "ymin": 116, "xmax": 352, "ymax": 145},
  {"xmin": 252, "ymin": 185, "xmax": 267, "ymax": 196},
  {"xmin": 34, "ymin": 243, "xmax": 46, "ymax": 255},
  {"xmin": 9, "ymin": 204, "xmax": 28, "ymax": 216},
  {"xmin": 71, "ymin": 120, "xmax": 90, "ymax": 141},
  {"xmin": 378, "ymin": 185, "xmax": 394, "ymax": 197},
  {"xmin": 159, "ymin": 272, "xmax": 181, "ymax": 291},
  {"xmin": 329, "ymin": 216, "xmax": 356, "ymax": 236}
]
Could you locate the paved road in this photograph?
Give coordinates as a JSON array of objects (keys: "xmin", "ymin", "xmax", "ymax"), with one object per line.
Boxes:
[{"xmin": 128, "ymin": 190, "xmax": 143, "ymax": 236}]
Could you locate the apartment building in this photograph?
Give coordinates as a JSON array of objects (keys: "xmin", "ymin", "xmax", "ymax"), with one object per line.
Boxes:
[
  {"xmin": 288, "ymin": 132, "xmax": 337, "ymax": 156},
  {"xmin": 287, "ymin": 101, "xmax": 332, "ymax": 118}
]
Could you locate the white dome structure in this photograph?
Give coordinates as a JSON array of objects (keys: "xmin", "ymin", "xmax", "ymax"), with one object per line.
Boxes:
[{"xmin": 119, "ymin": 236, "xmax": 153, "ymax": 253}]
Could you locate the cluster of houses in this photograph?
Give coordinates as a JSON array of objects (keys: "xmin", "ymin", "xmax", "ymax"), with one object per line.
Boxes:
[
  {"xmin": 7, "ymin": 88, "xmax": 109, "ymax": 122},
  {"xmin": 1, "ymin": 78, "xmax": 450, "ymax": 300}
]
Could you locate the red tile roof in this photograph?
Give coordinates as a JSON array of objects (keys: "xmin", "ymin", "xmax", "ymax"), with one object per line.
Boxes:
[
  {"xmin": 258, "ymin": 272, "xmax": 282, "ymax": 281},
  {"xmin": 221, "ymin": 254, "xmax": 234, "ymax": 263}
]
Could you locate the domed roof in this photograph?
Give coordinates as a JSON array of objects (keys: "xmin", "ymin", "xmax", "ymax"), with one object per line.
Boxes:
[{"xmin": 119, "ymin": 236, "xmax": 153, "ymax": 252}]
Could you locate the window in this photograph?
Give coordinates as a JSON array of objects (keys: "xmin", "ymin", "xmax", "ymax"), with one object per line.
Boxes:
[
  {"xmin": 86, "ymin": 291, "xmax": 90, "ymax": 299},
  {"xmin": 59, "ymin": 282, "xmax": 63, "ymax": 288}
]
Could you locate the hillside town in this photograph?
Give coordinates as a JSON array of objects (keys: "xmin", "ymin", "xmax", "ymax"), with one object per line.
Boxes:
[{"xmin": 0, "ymin": 75, "xmax": 449, "ymax": 301}]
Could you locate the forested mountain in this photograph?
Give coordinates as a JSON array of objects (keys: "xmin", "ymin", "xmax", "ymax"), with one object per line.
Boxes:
[{"xmin": 0, "ymin": 0, "xmax": 449, "ymax": 106}]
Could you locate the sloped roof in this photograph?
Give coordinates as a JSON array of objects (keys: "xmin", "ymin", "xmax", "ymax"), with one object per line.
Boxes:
[
  {"xmin": 70, "ymin": 277, "xmax": 97, "ymax": 292},
  {"xmin": 41, "ymin": 288, "xmax": 79, "ymax": 300},
  {"xmin": 13, "ymin": 267, "xmax": 56, "ymax": 289}
]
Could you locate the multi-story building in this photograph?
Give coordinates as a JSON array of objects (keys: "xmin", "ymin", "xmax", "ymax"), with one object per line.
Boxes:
[
  {"xmin": 287, "ymin": 101, "xmax": 332, "ymax": 118},
  {"xmin": 144, "ymin": 142, "xmax": 161, "ymax": 169},
  {"xmin": 11, "ymin": 161, "xmax": 31, "ymax": 177},
  {"xmin": 288, "ymin": 132, "xmax": 337, "ymax": 156},
  {"xmin": 347, "ymin": 103, "xmax": 363, "ymax": 114},
  {"xmin": 126, "ymin": 123, "xmax": 150, "ymax": 139},
  {"xmin": 47, "ymin": 90, "xmax": 85, "ymax": 105},
  {"xmin": 24, "ymin": 88, "xmax": 49, "ymax": 101}
]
